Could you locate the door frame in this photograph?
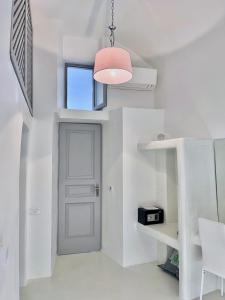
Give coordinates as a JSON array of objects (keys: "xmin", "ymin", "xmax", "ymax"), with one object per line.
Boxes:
[{"xmin": 57, "ymin": 122, "xmax": 102, "ymax": 255}]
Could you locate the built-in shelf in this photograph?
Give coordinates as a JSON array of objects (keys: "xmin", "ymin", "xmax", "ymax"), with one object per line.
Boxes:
[
  {"xmin": 137, "ymin": 137, "xmax": 218, "ymax": 298},
  {"xmin": 57, "ymin": 109, "xmax": 109, "ymax": 123},
  {"xmin": 137, "ymin": 138, "xmax": 190, "ymax": 151},
  {"xmin": 136, "ymin": 222, "xmax": 179, "ymax": 250}
]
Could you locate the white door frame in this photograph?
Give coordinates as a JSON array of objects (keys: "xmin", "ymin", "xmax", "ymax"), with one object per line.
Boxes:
[{"xmin": 56, "ymin": 120, "xmax": 103, "ymax": 255}]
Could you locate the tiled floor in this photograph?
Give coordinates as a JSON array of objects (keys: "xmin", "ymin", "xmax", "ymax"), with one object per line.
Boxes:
[{"xmin": 21, "ymin": 252, "xmax": 221, "ymax": 300}]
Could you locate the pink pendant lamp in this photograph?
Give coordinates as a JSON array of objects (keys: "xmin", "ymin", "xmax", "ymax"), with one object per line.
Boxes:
[{"xmin": 94, "ymin": 0, "xmax": 132, "ymax": 85}]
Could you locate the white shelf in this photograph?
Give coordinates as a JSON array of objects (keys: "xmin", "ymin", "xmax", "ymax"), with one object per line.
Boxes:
[
  {"xmin": 136, "ymin": 222, "xmax": 179, "ymax": 250},
  {"xmin": 137, "ymin": 138, "xmax": 186, "ymax": 151},
  {"xmin": 57, "ymin": 109, "xmax": 109, "ymax": 123}
]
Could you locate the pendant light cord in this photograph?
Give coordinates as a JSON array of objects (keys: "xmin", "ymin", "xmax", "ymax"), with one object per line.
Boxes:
[{"xmin": 109, "ymin": 0, "xmax": 116, "ymax": 47}]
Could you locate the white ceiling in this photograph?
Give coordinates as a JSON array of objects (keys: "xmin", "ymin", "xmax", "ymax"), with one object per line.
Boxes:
[{"xmin": 31, "ymin": 0, "xmax": 225, "ymax": 59}]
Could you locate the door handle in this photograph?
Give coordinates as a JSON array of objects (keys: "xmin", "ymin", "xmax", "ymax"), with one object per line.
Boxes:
[{"xmin": 95, "ymin": 184, "xmax": 100, "ymax": 197}]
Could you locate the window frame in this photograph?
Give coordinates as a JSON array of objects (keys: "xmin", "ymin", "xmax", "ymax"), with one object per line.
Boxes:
[
  {"xmin": 64, "ymin": 63, "xmax": 107, "ymax": 111},
  {"xmin": 93, "ymin": 81, "xmax": 107, "ymax": 111}
]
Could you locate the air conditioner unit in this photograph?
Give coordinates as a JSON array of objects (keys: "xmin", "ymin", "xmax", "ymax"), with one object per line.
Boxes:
[{"xmin": 109, "ymin": 67, "xmax": 157, "ymax": 91}]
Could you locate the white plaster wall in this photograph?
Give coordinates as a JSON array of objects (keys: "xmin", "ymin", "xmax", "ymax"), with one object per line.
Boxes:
[
  {"xmin": 102, "ymin": 108, "xmax": 165, "ymax": 267},
  {"xmin": 106, "ymin": 88, "xmax": 155, "ymax": 110},
  {"xmin": 57, "ymin": 26, "xmax": 64, "ymax": 109},
  {"xmin": 153, "ymin": 19, "xmax": 225, "ymax": 139},
  {"xmin": 123, "ymin": 108, "xmax": 164, "ymax": 266},
  {"xmin": 62, "ymin": 35, "xmax": 151, "ymax": 67},
  {"xmin": 0, "ymin": 1, "xmax": 32, "ymax": 299},
  {"xmin": 63, "ymin": 36, "xmax": 100, "ymax": 66},
  {"xmin": 102, "ymin": 109, "xmax": 124, "ymax": 266},
  {"xmin": 27, "ymin": 18, "xmax": 60, "ymax": 279}
]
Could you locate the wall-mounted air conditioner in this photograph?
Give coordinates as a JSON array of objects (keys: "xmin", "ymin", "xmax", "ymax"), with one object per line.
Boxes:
[{"xmin": 109, "ymin": 67, "xmax": 157, "ymax": 91}]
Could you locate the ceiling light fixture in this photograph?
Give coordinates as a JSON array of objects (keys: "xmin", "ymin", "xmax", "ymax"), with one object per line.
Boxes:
[{"xmin": 94, "ymin": 0, "xmax": 132, "ymax": 85}]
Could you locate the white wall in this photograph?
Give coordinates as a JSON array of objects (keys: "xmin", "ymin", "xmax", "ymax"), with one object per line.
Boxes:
[
  {"xmin": 123, "ymin": 108, "xmax": 164, "ymax": 266},
  {"xmin": 102, "ymin": 108, "xmax": 165, "ymax": 267},
  {"xmin": 0, "ymin": 2, "xmax": 60, "ymax": 296},
  {"xmin": 0, "ymin": 1, "xmax": 32, "ymax": 299},
  {"xmin": 106, "ymin": 88, "xmax": 155, "ymax": 110},
  {"xmin": 27, "ymin": 18, "xmax": 60, "ymax": 279},
  {"xmin": 153, "ymin": 19, "xmax": 225, "ymax": 139},
  {"xmin": 63, "ymin": 35, "xmax": 151, "ymax": 67},
  {"xmin": 102, "ymin": 109, "xmax": 124, "ymax": 265}
]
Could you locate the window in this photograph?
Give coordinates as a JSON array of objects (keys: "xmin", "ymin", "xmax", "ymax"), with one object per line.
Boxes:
[{"xmin": 65, "ymin": 64, "xmax": 107, "ymax": 110}]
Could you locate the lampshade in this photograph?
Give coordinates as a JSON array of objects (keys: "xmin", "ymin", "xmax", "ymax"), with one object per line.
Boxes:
[{"xmin": 94, "ymin": 47, "xmax": 132, "ymax": 85}]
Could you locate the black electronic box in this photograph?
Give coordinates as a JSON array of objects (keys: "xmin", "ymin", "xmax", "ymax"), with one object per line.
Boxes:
[{"xmin": 138, "ymin": 206, "xmax": 164, "ymax": 225}]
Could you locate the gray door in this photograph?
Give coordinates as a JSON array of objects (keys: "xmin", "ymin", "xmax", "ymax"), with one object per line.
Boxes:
[{"xmin": 58, "ymin": 123, "xmax": 101, "ymax": 255}]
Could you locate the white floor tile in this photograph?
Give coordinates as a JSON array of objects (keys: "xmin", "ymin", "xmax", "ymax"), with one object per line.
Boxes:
[{"xmin": 21, "ymin": 252, "xmax": 220, "ymax": 300}]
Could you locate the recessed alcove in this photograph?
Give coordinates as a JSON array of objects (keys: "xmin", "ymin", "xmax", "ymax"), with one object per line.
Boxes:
[{"xmin": 137, "ymin": 138, "xmax": 219, "ymax": 299}]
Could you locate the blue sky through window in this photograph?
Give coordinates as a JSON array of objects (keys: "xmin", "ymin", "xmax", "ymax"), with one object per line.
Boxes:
[{"xmin": 67, "ymin": 66, "xmax": 93, "ymax": 110}]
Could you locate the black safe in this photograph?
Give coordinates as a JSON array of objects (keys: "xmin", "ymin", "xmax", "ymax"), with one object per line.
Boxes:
[{"xmin": 138, "ymin": 206, "xmax": 164, "ymax": 225}]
